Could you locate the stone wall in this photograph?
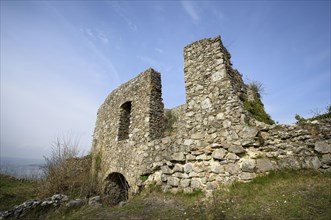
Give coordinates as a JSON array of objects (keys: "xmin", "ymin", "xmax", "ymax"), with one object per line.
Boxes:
[{"xmin": 91, "ymin": 36, "xmax": 331, "ymax": 199}]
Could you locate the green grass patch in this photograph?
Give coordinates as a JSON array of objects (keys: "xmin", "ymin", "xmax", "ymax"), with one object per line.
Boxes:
[
  {"xmin": 0, "ymin": 174, "xmax": 38, "ymax": 211},
  {"xmin": 208, "ymin": 169, "xmax": 331, "ymax": 219},
  {"xmin": 244, "ymin": 99, "xmax": 275, "ymax": 125}
]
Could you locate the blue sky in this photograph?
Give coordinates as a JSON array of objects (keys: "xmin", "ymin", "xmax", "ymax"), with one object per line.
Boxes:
[{"xmin": 1, "ymin": 1, "xmax": 330, "ymax": 159}]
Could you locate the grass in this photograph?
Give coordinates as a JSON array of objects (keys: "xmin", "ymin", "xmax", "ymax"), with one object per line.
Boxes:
[
  {"xmin": 0, "ymin": 174, "xmax": 38, "ymax": 211},
  {"xmin": 208, "ymin": 169, "xmax": 331, "ymax": 219},
  {"xmin": 244, "ymin": 99, "xmax": 275, "ymax": 125},
  {"xmin": 1, "ymin": 169, "xmax": 330, "ymax": 219}
]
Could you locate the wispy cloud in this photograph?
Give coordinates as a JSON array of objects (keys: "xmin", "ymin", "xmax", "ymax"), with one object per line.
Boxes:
[
  {"xmin": 181, "ymin": 1, "xmax": 200, "ymax": 22},
  {"xmin": 84, "ymin": 28, "xmax": 109, "ymax": 44},
  {"xmin": 109, "ymin": 2, "xmax": 138, "ymax": 31}
]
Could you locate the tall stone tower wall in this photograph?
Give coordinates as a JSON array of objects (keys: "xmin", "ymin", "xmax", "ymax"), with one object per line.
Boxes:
[{"xmin": 92, "ymin": 68, "xmax": 164, "ymax": 191}]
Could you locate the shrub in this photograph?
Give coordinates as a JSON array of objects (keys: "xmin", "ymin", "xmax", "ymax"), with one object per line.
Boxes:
[
  {"xmin": 39, "ymin": 137, "xmax": 93, "ymax": 198},
  {"xmin": 295, "ymin": 105, "xmax": 331, "ymax": 123},
  {"xmin": 243, "ymin": 80, "xmax": 275, "ymax": 125},
  {"xmin": 244, "ymin": 99, "xmax": 275, "ymax": 125}
]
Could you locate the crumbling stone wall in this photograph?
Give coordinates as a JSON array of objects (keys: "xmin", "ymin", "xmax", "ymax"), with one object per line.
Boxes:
[{"xmin": 91, "ymin": 36, "xmax": 331, "ymax": 199}]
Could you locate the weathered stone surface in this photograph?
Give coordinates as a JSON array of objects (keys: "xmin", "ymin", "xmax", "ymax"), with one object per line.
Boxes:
[
  {"xmin": 256, "ymin": 158, "xmax": 274, "ymax": 172},
  {"xmin": 161, "ymin": 165, "xmax": 173, "ymax": 174},
  {"xmin": 241, "ymin": 159, "xmax": 256, "ymax": 172},
  {"xmin": 167, "ymin": 177, "xmax": 180, "ymax": 186},
  {"xmin": 180, "ymin": 179, "xmax": 191, "ymax": 188},
  {"xmin": 184, "ymin": 163, "xmax": 193, "ymax": 173},
  {"xmin": 173, "ymin": 164, "xmax": 183, "ymax": 172},
  {"xmin": 240, "ymin": 172, "xmax": 256, "ymax": 180},
  {"xmin": 211, "ymin": 149, "xmax": 227, "ymax": 160},
  {"xmin": 226, "ymin": 153, "xmax": 240, "ymax": 161},
  {"xmin": 315, "ymin": 142, "xmax": 331, "ymax": 153},
  {"xmin": 228, "ymin": 145, "xmax": 245, "ymax": 154},
  {"xmin": 171, "ymin": 152, "xmax": 185, "ymax": 162},
  {"xmin": 191, "ymin": 178, "xmax": 201, "ymax": 189},
  {"xmin": 225, "ymin": 163, "xmax": 240, "ymax": 175},
  {"xmin": 210, "ymin": 161, "xmax": 224, "ymax": 174},
  {"xmin": 201, "ymin": 98, "xmax": 212, "ymax": 109},
  {"xmin": 322, "ymin": 154, "xmax": 331, "ymax": 165},
  {"xmin": 239, "ymin": 126, "xmax": 258, "ymax": 139},
  {"xmin": 278, "ymin": 157, "xmax": 300, "ymax": 169}
]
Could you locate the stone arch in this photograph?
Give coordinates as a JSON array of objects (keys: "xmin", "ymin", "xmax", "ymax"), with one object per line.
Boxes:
[
  {"xmin": 104, "ymin": 172, "xmax": 130, "ymax": 205},
  {"xmin": 118, "ymin": 101, "xmax": 132, "ymax": 141}
]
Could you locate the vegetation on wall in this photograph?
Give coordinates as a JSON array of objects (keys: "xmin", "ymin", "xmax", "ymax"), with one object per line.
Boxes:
[
  {"xmin": 295, "ymin": 105, "xmax": 331, "ymax": 123},
  {"xmin": 164, "ymin": 109, "xmax": 177, "ymax": 136},
  {"xmin": 95, "ymin": 151, "xmax": 102, "ymax": 172},
  {"xmin": 242, "ymin": 82, "xmax": 275, "ymax": 125}
]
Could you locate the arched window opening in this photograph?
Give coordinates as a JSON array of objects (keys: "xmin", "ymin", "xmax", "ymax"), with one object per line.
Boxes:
[
  {"xmin": 118, "ymin": 101, "xmax": 132, "ymax": 141},
  {"xmin": 104, "ymin": 172, "xmax": 130, "ymax": 205}
]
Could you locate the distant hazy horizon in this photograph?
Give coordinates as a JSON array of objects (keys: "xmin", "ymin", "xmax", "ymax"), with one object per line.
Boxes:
[{"xmin": 0, "ymin": 156, "xmax": 45, "ymax": 179}]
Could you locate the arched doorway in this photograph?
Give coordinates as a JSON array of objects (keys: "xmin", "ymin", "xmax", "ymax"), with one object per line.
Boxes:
[{"xmin": 104, "ymin": 172, "xmax": 130, "ymax": 205}]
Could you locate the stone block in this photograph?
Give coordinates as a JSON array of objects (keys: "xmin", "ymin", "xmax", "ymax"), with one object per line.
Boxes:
[
  {"xmin": 171, "ymin": 152, "xmax": 185, "ymax": 162},
  {"xmin": 240, "ymin": 172, "xmax": 256, "ymax": 180},
  {"xmin": 241, "ymin": 159, "xmax": 256, "ymax": 172},
  {"xmin": 184, "ymin": 163, "xmax": 193, "ymax": 173},
  {"xmin": 239, "ymin": 126, "xmax": 258, "ymax": 139},
  {"xmin": 226, "ymin": 153, "xmax": 239, "ymax": 161},
  {"xmin": 173, "ymin": 164, "xmax": 183, "ymax": 172},
  {"xmin": 315, "ymin": 142, "xmax": 331, "ymax": 153},
  {"xmin": 180, "ymin": 179, "xmax": 191, "ymax": 188},
  {"xmin": 191, "ymin": 133, "xmax": 204, "ymax": 140},
  {"xmin": 212, "ymin": 149, "xmax": 227, "ymax": 160},
  {"xmin": 211, "ymin": 143, "xmax": 221, "ymax": 148},
  {"xmin": 278, "ymin": 157, "xmax": 300, "ymax": 169},
  {"xmin": 228, "ymin": 145, "xmax": 245, "ymax": 154},
  {"xmin": 196, "ymin": 154, "xmax": 210, "ymax": 161},
  {"xmin": 191, "ymin": 178, "xmax": 201, "ymax": 189},
  {"xmin": 256, "ymin": 158, "xmax": 274, "ymax": 172},
  {"xmin": 201, "ymin": 98, "xmax": 212, "ymax": 109},
  {"xmin": 186, "ymin": 154, "xmax": 196, "ymax": 161},
  {"xmin": 225, "ymin": 163, "xmax": 240, "ymax": 175},
  {"xmin": 184, "ymin": 139, "xmax": 194, "ymax": 146},
  {"xmin": 210, "ymin": 161, "xmax": 224, "ymax": 174},
  {"xmin": 167, "ymin": 177, "xmax": 180, "ymax": 186},
  {"xmin": 161, "ymin": 165, "xmax": 173, "ymax": 174},
  {"xmin": 322, "ymin": 154, "xmax": 331, "ymax": 165}
]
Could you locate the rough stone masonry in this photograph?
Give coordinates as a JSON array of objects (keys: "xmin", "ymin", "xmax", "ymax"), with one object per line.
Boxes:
[{"xmin": 91, "ymin": 36, "xmax": 331, "ymax": 202}]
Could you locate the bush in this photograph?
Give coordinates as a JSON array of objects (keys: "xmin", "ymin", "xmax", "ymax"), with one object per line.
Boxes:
[
  {"xmin": 39, "ymin": 137, "xmax": 93, "ymax": 198},
  {"xmin": 295, "ymin": 105, "xmax": 331, "ymax": 123},
  {"xmin": 248, "ymin": 81, "xmax": 264, "ymax": 97}
]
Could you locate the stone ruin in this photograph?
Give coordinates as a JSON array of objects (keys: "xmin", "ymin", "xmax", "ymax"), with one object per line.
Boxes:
[{"xmin": 91, "ymin": 36, "xmax": 331, "ymax": 204}]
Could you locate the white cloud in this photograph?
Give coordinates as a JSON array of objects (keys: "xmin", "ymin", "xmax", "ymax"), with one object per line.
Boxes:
[{"xmin": 181, "ymin": 1, "xmax": 200, "ymax": 22}]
